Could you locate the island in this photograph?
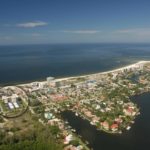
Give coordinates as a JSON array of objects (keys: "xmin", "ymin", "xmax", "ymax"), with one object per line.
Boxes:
[{"xmin": 0, "ymin": 61, "xmax": 150, "ymax": 150}]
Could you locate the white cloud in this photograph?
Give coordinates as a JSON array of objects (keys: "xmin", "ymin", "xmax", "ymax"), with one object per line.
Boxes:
[
  {"xmin": 0, "ymin": 36, "xmax": 13, "ymax": 41},
  {"xmin": 115, "ymin": 29, "xmax": 135, "ymax": 34},
  {"xmin": 62, "ymin": 30, "xmax": 101, "ymax": 34},
  {"xmin": 17, "ymin": 21, "xmax": 48, "ymax": 28},
  {"xmin": 115, "ymin": 28, "xmax": 150, "ymax": 36},
  {"xmin": 31, "ymin": 33, "xmax": 41, "ymax": 37},
  {"xmin": 4, "ymin": 36, "xmax": 12, "ymax": 40}
]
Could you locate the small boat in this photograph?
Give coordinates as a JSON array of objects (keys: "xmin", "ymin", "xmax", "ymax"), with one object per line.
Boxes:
[
  {"xmin": 75, "ymin": 112, "xmax": 78, "ymax": 116},
  {"xmin": 126, "ymin": 126, "xmax": 131, "ymax": 130},
  {"xmin": 90, "ymin": 121, "xmax": 95, "ymax": 125},
  {"xmin": 65, "ymin": 121, "xmax": 69, "ymax": 124},
  {"xmin": 71, "ymin": 129, "xmax": 76, "ymax": 132}
]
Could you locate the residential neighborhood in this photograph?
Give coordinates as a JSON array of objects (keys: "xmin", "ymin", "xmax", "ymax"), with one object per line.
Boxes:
[{"xmin": 0, "ymin": 61, "xmax": 150, "ymax": 150}]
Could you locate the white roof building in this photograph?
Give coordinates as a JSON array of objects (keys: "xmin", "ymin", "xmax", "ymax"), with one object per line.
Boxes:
[
  {"xmin": 13, "ymin": 102, "xmax": 19, "ymax": 108},
  {"xmin": 8, "ymin": 102, "xmax": 14, "ymax": 109}
]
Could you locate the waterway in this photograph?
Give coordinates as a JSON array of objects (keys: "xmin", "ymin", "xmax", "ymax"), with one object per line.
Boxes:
[{"xmin": 61, "ymin": 92, "xmax": 150, "ymax": 150}]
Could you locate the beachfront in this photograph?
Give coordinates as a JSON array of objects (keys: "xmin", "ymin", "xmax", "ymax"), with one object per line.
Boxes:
[
  {"xmin": 18, "ymin": 60, "xmax": 150, "ymax": 87},
  {"xmin": 1, "ymin": 60, "xmax": 150, "ymax": 150}
]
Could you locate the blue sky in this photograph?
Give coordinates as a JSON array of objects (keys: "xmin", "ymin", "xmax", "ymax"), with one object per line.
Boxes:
[{"xmin": 0, "ymin": 0, "xmax": 150, "ymax": 45}]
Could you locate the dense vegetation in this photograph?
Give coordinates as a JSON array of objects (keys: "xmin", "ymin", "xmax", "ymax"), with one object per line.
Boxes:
[
  {"xmin": 0, "ymin": 139, "xmax": 62, "ymax": 150},
  {"xmin": 0, "ymin": 125, "xmax": 63, "ymax": 150},
  {"xmin": 0, "ymin": 112, "xmax": 63, "ymax": 150}
]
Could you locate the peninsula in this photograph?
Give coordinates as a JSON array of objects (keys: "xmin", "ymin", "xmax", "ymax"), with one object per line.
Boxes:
[{"xmin": 0, "ymin": 61, "xmax": 150, "ymax": 150}]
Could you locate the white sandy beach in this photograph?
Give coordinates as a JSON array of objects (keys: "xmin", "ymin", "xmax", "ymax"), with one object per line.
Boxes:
[
  {"xmin": 54, "ymin": 60, "xmax": 150, "ymax": 82},
  {"xmin": 16, "ymin": 60, "xmax": 150, "ymax": 87}
]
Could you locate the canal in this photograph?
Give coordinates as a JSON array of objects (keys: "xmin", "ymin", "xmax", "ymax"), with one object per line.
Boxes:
[{"xmin": 61, "ymin": 93, "xmax": 150, "ymax": 150}]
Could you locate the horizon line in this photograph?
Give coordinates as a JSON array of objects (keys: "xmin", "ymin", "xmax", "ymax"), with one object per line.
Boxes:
[{"xmin": 1, "ymin": 42, "xmax": 150, "ymax": 46}]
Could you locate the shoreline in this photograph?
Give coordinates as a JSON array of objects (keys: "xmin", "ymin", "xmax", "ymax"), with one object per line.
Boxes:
[
  {"xmin": 1, "ymin": 60, "xmax": 150, "ymax": 88},
  {"xmin": 54, "ymin": 60, "xmax": 150, "ymax": 82}
]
